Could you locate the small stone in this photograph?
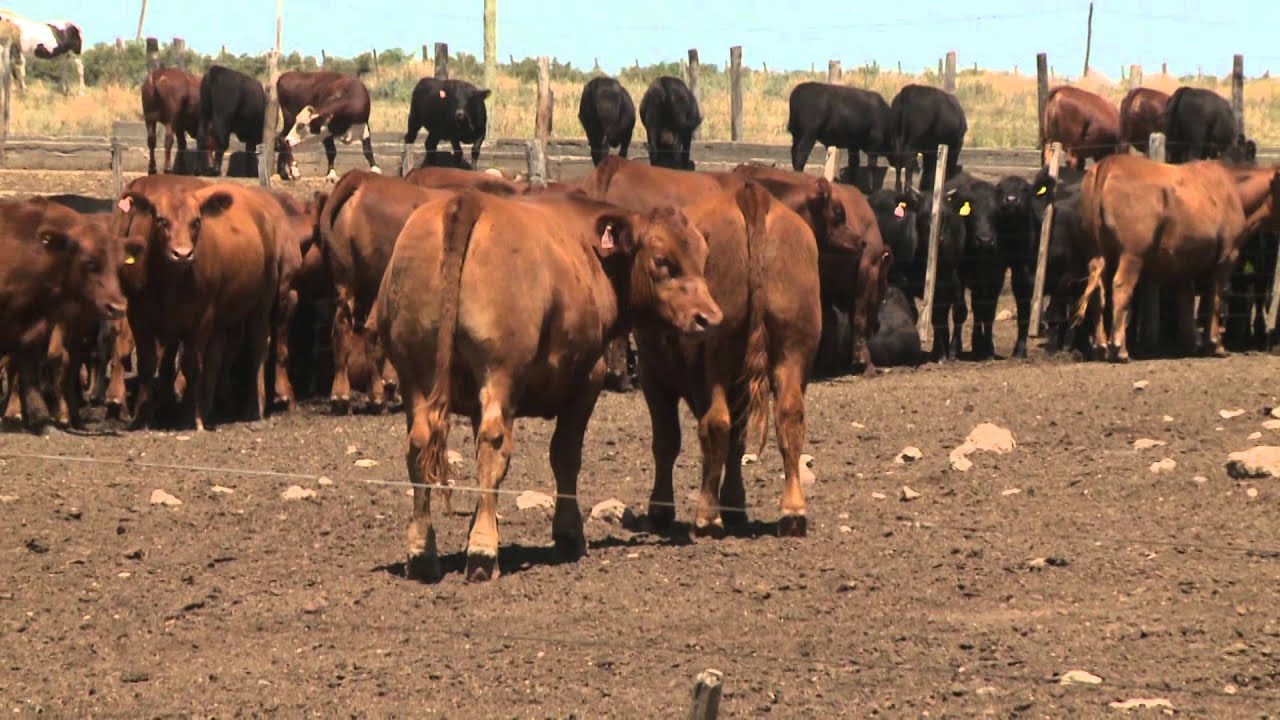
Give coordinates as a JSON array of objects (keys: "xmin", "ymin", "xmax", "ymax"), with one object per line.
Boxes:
[
  {"xmin": 301, "ymin": 599, "xmax": 327, "ymax": 615},
  {"xmin": 589, "ymin": 498, "xmax": 633, "ymax": 525},
  {"xmin": 123, "ymin": 548, "xmax": 144, "ymax": 560},
  {"xmin": 1132, "ymin": 380, "xmax": 1149, "ymax": 391},
  {"xmin": 1027, "ymin": 557, "xmax": 1047, "ymax": 570},
  {"xmin": 798, "ymin": 455, "xmax": 817, "ymax": 485},
  {"xmin": 741, "ymin": 453, "xmax": 759, "ymax": 465},
  {"xmin": 1192, "ymin": 476, "xmax": 1208, "ymax": 483},
  {"xmin": 837, "ymin": 512, "xmax": 849, "ymax": 520},
  {"xmin": 117, "ymin": 571, "xmax": 131, "ymax": 578},
  {"xmin": 120, "ymin": 671, "xmax": 150, "ymax": 683},
  {"xmin": 149, "ymin": 489, "xmax": 182, "ymax": 507},
  {"xmin": 894, "ymin": 447, "xmax": 923, "ymax": 464},
  {"xmin": 839, "ymin": 525, "xmax": 851, "ymax": 533},
  {"xmin": 1219, "ymin": 408, "xmax": 1246, "ymax": 419},
  {"xmin": 280, "ymin": 486, "xmax": 317, "ymax": 501},
  {"xmin": 175, "ymin": 435, "xmax": 191, "ymax": 442},
  {"xmin": 949, "ymin": 451, "xmax": 974, "ymax": 472},
  {"xmin": 211, "ymin": 485, "xmax": 234, "ymax": 494},
  {"xmin": 1272, "ymin": 407, "xmax": 1280, "ymax": 419},
  {"xmin": 1058, "ymin": 669, "xmax": 1102, "ymax": 685},
  {"xmin": 965, "ymin": 423, "xmax": 1016, "ymax": 453},
  {"xmin": 1001, "ymin": 488, "xmax": 1022, "ymax": 496},
  {"xmin": 447, "ymin": 450, "xmax": 465, "ymax": 466},
  {"xmin": 1163, "ymin": 415, "xmax": 1174, "ymax": 423},
  {"xmin": 1133, "ymin": 438, "xmax": 1167, "ymax": 450},
  {"xmin": 25, "ymin": 538, "xmax": 49, "ymax": 554},
  {"xmin": 1148, "ymin": 458, "xmax": 1177, "ymax": 474},
  {"xmin": 871, "ymin": 492, "xmax": 886, "ymax": 500},
  {"xmin": 1225, "ymin": 446, "xmax": 1280, "ymax": 479},
  {"xmin": 1224, "ymin": 683, "xmax": 1238, "ymax": 695},
  {"xmin": 1248, "ymin": 431, "xmax": 1263, "ymax": 440},
  {"xmin": 66, "ymin": 508, "xmax": 82, "ymax": 520},
  {"xmin": 851, "ymin": 421, "xmax": 865, "ymax": 429},
  {"xmin": 353, "ymin": 458, "xmax": 378, "ymax": 468},
  {"xmin": 996, "ymin": 309, "xmax": 1013, "ymax": 321},
  {"xmin": 1109, "ymin": 698, "xmax": 1173, "ymax": 710},
  {"xmin": 346, "ymin": 444, "xmax": 359, "ymax": 455},
  {"xmin": 1246, "ymin": 487, "xmax": 1259, "ymax": 498},
  {"xmin": 900, "ymin": 486, "xmax": 922, "ymax": 502},
  {"xmin": 0, "ymin": 495, "xmax": 17, "ymax": 503},
  {"xmin": 316, "ymin": 476, "xmax": 333, "ymax": 486},
  {"xmin": 1263, "ymin": 419, "xmax": 1280, "ymax": 430},
  {"xmin": 515, "ymin": 490, "xmax": 554, "ymax": 511}
]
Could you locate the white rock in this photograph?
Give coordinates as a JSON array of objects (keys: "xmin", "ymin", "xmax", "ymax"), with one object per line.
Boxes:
[
  {"xmin": 1272, "ymin": 407, "xmax": 1280, "ymax": 419},
  {"xmin": 515, "ymin": 490, "xmax": 554, "ymax": 511},
  {"xmin": 740, "ymin": 453, "xmax": 759, "ymax": 465},
  {"xmin": 1225, "ymin": 446, "xmax": 1280, "ymax": 479},
  {"xmin": 1133, "ymin": 438, "xmax": 1167, "ymax": 450},
  {"xmin": 1248, "ymin": 432, "xmax": 1262, "ymax": 441},
  {"xmin": 1109, "ymin": 698, "xmax": 1173, "ymax": 710},
  {"xmin": 175, "ymin": 434, "xmax": 191, "ymax": 442},
  {"xmin": 1263, "ymin": 419, "xmax": 1280, "ymax": 430},
  {"xmin": 211, "ymin": 485, "xmax": 235, "ymax": 494},
  {"xmin": 1192, "ymin": 475, "xmax": 1209, "ymax": 483},
  {"xmin": 149, "ymin": 489, "xmax": 182, "ymax": 507},
  {"xmin": 353, "ymin": 458, "xmax": 378, "ymax": 468},
  {"xmin": 1219, "ymin": 408, "xmax": 1246, "ymax": 419},
  {"xmin": 317, "ymin": 476, "xmax": 333, "ymax": 486},
  {"xmin": 900, "ymin": 485, "xmax": 922, "ymax": 501},
  {"xmin": 995, "ymin": 309, "xmax": 1013, "ymax": 321},
  {"xmin": 839, "ymin": 525, "xmax": 852, "ymax": 533},
  {"xmin": 966, "ymin": 423, "xmax": 1016, "ymax": 453},
  {"xmin": 0, "ymin": 495, "xmax": 18, "ymax": 503},
  {"xmin": 1246, "ymin": 487, "xmax": 1259, "ymax": 498},
  {"xmin": 1149, "ymin": 458, "xmax": 1177, "ymax": 474},
  {"xmin": 949, "ymin": 451, "xmax": 974, "ymax": 472},
  {"xmin": 800, "ymin": 453, "xmax": 814, "ymax": 467},
  {"xmin": 894, "ymin": 447, "xmax": 923, "ymax": 464},
  {"xmin": 447, "ymin": 450, "xmax": 465, "ymax": 466},
  {"xmin": 1058, "ymin": 669, "xmax": 1103, "ymax": 685},
  {"xmin": 281, "ymin": 485, "xmax": 316, "ymax": 501},
  {"xmin": 589, "ymin": 498, "xmax": 633, "ymax": 524},
  {"xmin": 1132, "ymin": 380, "xmax": 1149, "ymax": 391},
  {"xmin": 851, "ymin": 421, "xmax": 866, "ymax": 429},
  {"xmin": 1163, "ymin": 415, "xmax": 1174, "ymax": 423},
  {"xmin": 1001, "ymin": 488, "xmax": 1022, "ymax": 496},
  {"xmin": 345, "ymin": 444, "xmax": 359, "ymax": 455},
  {"xmin": 871, "ymin": 492, "xmax": 886, "ymax": 500}
]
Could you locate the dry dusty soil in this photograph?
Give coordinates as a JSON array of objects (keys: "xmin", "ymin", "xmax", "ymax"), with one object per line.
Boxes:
[{"xmin": 2, "ymin": 170, "xmax": 1279, "ymax": 718}]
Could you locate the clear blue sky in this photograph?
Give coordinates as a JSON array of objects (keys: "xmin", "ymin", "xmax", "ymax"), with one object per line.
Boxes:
[{"xmin": 9, "ymin": 1, "xmax": 1278, "ymax": 78}]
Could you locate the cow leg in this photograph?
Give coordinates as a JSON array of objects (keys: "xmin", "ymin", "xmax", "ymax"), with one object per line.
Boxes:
[
  {"xmin": 1203, "ymin": 259, "xmax": 1233, "ymax": 357},
  {"xmin": 2, "ymin": 364, "xmax": 22, "ymax": 425},
  {"xmin": 790, "ymin": 136, "xmax": 817, "ymax": 172},
  {"xmin": 465, "ymin": 378, "xmax": 516, "ymax": 582},
  {"xmin": 679, "ymin": 129, "xmax": 695, "ymax": 170},
  {"xmin": 424, "ymin": 132, "xmax": 441, "ymax": 167},
  {"xmin": 919, "ymin": 154, "xmax": 938, "ymax": 194},
  {"xmin": 322, "ymin": 136, "xmax": 338, "ymax": 182},
  {"xmin": 16, "ymin": 352, "xmax": 52, "ymax": 433},
  {"xmin": 243, "ymin": 308, "xmax": 273, "ymax": 422},
  {"xmin": 602, "ymin": 336, "xmax": 632, "ymax": 392},
  {"xmin": 692, "ymin": 383, "xmax": 731, "ymax": 538},
  {"xmin": 106, "ymin": 317, "xmax": 133, "ymax": 420},
  {"xmin": 163, "ymin": 124, "xmax": 176, "ymax": 174},
  {"xmin": 639, "ymin": 361, "xmax": 681, "ymax": 531},
  {"xmin": 549, "ymin": 360, "xmax": 604, "ymax": 559},
  {"xmin": 1010, "ymin": 265, "xmax": 1034, "ymax": 358},
  {"xmin": 1108, "ymin": 256, "xmax": 1142, "ymax": 363},
  {"xmin": 403, "ymin": 378, "xmax": 443, "ymax": 582},
  {"xmin": 950, "ymin": 288, "xmax": 968, "ymax": 360},
  {"xmin": 469, "ymin": 137, "xmax": 484, "ymax": 170},
  {"xmin": 174, "ymin": 130, "xmax": 190, "ymax": 175},
  {"xmin": 719, "ymin": 384, "xmax": 750, "ymax": 528},
  {"xmin": 146, "ymin": 118, "xmax": 159, "ymax": 175},
  {"xmin": 619, "ymin": 133, "xmax": 631, "ymax": 159},
  {"xmin": 44, "ymin": 326, "xmax": 72, "ymax": 427},
  {"xmin": 1173, "ymin": 286, "xmax": 1198, "ymax": 356},
  {"xmin": 772, "ymin": 358, "xmax": 809, "ymax": 538},
  {"xmin": 329, "ymin": 289, "xmax": 355, "ymax": 413},
  {"xmin": 129, "ymin": 326, "xmax": 159, "ymax": 429},
  {"xmin": 930, "ymin": 294, "xmax": 951, "ymax": 362},
  {"xmin": 273, "ymin": 287, "xmax": 298, "ymax": 412}
]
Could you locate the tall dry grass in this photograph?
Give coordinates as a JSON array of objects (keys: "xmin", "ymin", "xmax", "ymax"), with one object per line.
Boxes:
[{"xmin": 10, "ymin": 60, "xmax": 1280, "ymax": 147}]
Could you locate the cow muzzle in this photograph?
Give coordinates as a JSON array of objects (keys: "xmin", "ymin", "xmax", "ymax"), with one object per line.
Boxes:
[{"xmin": 169, "ymin": 246, "xmax": 195, "ymax": 263}]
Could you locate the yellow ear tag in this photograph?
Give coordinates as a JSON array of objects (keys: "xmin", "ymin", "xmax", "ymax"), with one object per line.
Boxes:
[
  {"xmin": 1036, "ymin": 186, "xmax": 1047, "ymax": 196},
  {"xmin": 124, "ymin": 255, "xmax": 137, "ymax": 265},
  {"xmin": 959, "ymin": 201, "xmax": 971, "ymax": 217}
]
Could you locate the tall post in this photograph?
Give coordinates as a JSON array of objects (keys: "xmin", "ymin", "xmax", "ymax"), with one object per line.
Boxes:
[
  {"xmin": 1036, "ymin": 53, "xmax": 1049, "ymax": 152},
  {"xmin": 1082, "ymin": 2, "xmax": 1094, "ymax": 77},
  {"xmin": 943, "ymin": 51, "xmax": 956, "ymax": 92},
  {"xmin": 1129, "ymin": 64, "xmax": 1142, "ymax": 88},
  {"xmin": 827, "ymin": 60, "xmax": 841, "ymax": 83},
  {"xmin": 729, "ymin": 46, "xmax": 743, "ymax": 142},
  {"xmin": 136, "ymin": 0, "xmax": 149, "ymax": 41},
  {"xmin": 172, "ymin": 37, "xmax": 186, "ymax": 70},
  {"xmin": 371, "ymin": 48, "xmax": 379, "ymax": 80},
  {"xmin": 1231, "ymin": 54, "xmax": 1245, "ymax": 137},
  {"xmin": 1138, "ymin": 132, "xmax": 1167, "ymax": 354},
  {"xmin": 483, "ymin": 0, "xmax": 497, "ymax": 93},
  {"xmin": 529, "ymin": 55, "xmax": 550, "ymax": 187},
  {"xmin": 434, "ymin": 43, "xmax": 449, "ymax": 80},
  {"xmin": 688, "ymin": 669, "xmax": 724, "ymax": 720},
  {"xmin": 1029, "ymin": 142, "xmax": 1062, "ymax": 337},
  {"xmin": 687, "ymin": 49, "xmax": 701, "ymax": 140},
  {"xmin": 145, "ymin": 37, "xmax": 160, "ymax": 72},
  {"xmin": 917, "ymin": 144, "xmax": 951, "ymax": 347},
  {"xmin": 0, "ymin": 42, "xmax": 10, "ymax": 167},
  {"xmin": 824, "ymin": 61, "xmax": 842, "ymax": 175},
  {"xmin": 260, "ymin": 0, "xmax": 283, "ymax": 187}
]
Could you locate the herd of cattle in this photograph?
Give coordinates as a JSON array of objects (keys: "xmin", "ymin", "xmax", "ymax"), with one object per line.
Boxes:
[{"xmin": 2, "ymin": 63, "xmax": 1278, "ymax": 579}]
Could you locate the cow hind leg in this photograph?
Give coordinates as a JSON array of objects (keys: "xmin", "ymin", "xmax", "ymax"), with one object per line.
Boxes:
[
  {"xmin": 719, "ymin": 383, "xmax": 750, "ymax": 528},
  {"xmin": 549, "ymin": 360, "xmax": 605, "ymax": 559},
  {"xmin": 329, "ymin": 291, "xmax": 355, "ymax": 413},
  {"xmin": 465, "ymin": 378, "xmax": 515, "ymax": 582},
  {"xmin": 692, "ymin": 383, "xmax": 732, "ymax": 539},
  {"xmin": 1010, "ymin": 266, "xmax": 1034, "ymax": 358},
  {"xmin": 403, "ymin": 379, "xmax": 443, "ymax": 583},
  {"xmin": 273, "ymin": 288, "xmax": 298, "ymax": 411},
  {"xmin": 146, "ymin": 118, "xmax": 159, "ymax": 174},
  {"xmin": 1108, "ymin": 255, "xmax": 1142, "ymax": 363},
  {"xmin": 322, "ymin": 136, "xmax": 339, "ymax": 182},
  {"xmin": 163, "ymin": 124, "xmax": 176, "ymax": 174},
  {"xmin": 640, "ymin": 365, "xmax": 682, "ymax": 532},
  {"xmin": 771, "ymin": 359, "xmax": 809, "ymax": 538},
  {"xmin": 106, "ymin": 317, "xmax": 133, "ymax": 420}
]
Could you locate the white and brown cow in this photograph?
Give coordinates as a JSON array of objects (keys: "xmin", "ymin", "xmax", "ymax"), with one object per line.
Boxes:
[
  {"xmin": 276, "ymin": 70, "xmax": 381, "ymax": 182},
  {"xmin": 0, "ymin": 10, "xmax": 83, "ymax": 94}
]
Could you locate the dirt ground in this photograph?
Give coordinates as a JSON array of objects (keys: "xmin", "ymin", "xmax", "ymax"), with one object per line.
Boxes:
[{"xmin": 3, "ymin": 170, "xmax": 1279, "ymax": 718}]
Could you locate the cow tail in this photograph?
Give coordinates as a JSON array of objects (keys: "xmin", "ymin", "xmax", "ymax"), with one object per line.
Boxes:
[
  {"xmin": 422, "ymin": 191, "xmax": 484, "ymax": 505},
  {"xmin": 737, "ymin": 181, "xmax": 773, "ymax": 457},
  {"xmin": 318, "ymin": 169, "xmax": 367, "ymax": 254},
  {"xmin": 587, "ymin": 155, "xmax": 625, "ymax": 201}
]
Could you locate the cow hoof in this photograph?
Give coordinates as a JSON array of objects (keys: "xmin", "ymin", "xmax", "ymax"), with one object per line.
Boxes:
[
  {"xmin": 370, "ymin": 165, "xmax": 383, "ymax": 175},
  {"xmin": 465, "ymin": 553, "xmax": 499, "ymax": 582},
  {"xmin": 777, "ymin": 514, "xmax": 808, "ymax": 538},
  {"xmin": 105, "ymin": 401, "xmax": 125, "ymax": 421},
  {"xmin": 643, "ymin": 505, "xmax": 676, "ymax": 533},
  {"xmin": 553, "ymin": 531, "xmax": 587, "ymax": 559},
  {"xmin": 720, "ymin": 506, "xmax": 749, "ymax": 527},
  {"xmin": 330, "ymin": 396, "xmax": 350, "ymax": 415},
  {"xmin": 691, "ymin": 518, "xmax": 726, "ymax": 540},
  {"xmin": 405, "ymin": 553, "xmax": 442, "ymax": 583},
  {"xmin": 1210, "ymin": 346, "xmax": 1230, "ymax": 359}
]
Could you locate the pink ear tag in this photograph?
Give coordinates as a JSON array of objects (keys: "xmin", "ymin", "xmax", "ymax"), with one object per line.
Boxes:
[
  {"xmin": 118, "ymin": 197, "xmax": 132, "ymax": 213},
  {"xmin": 893, "ymin": 204, "xmax": 905, "ymax": 218},
  {"xmin": 600, "ymin": 224, "xmax": 614, "ymax": 249},
  {"xmin": 438, "ymin": 89, "xmax": 447, "ymax": 99}
]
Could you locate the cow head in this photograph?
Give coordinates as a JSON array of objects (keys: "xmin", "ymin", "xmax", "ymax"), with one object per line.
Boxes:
[
  {"xmin": 438, "ymin": 83, "xmax": 491, "ymax": 136},
  {"xmin": 48, "ymin": 21, "xmax": 83, "ymax": 56},
  {"xmin": 1224, "ymin": 135, "xmax": 1259, "ymax": 166},
  {"xmin": 993, "ymin": 176, "xmax": 1034, "ymax": 219},
  {"xmin": 598, "ymin": 207, "xmax": 721, "ymax": 337},
  {"xmin": 868, "ymin": 188, "xmax": 921, "ymax": 265},
  {"xmin": 809, "ymin": 178, "xmax": 866, "ymax": 256},
  {"xmin": 945, "ymin": 180, "xmax": 996, "ymax": 250},
  {"xmin": 118, "ymin": 188, "xmax": 234, "ymax": 264},
  {"xmin": 34, "ymin": 205, "xmax": 128, "ymax": 321}
]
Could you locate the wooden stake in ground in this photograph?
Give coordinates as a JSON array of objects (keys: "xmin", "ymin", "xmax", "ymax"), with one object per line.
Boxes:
[
  {"xmin": 917, "ymin": 144, "xmax": 950, "ymax": 347},
  {"xmin": 136, "ymin": 0, "xmax": 149, "ymax": 41},
  {"xmin": 483, "ymin": 0, "xmax": 497, "ymax": 93},
  {"xmin": 259, "ymin": 0, "xmax": 283, "ymax": 187},
  {"xmin": 729, "ymin": 46, "xmax": 742, "ymax": 142},
  {"xmin": 1, "ymin": 41, "xmax": 12, "ymax": 166},
  {"xmin": 687, "ymin": 49, "xmax": 701, "ymax": 140},
  {"xmin": 1029, "ymin": 142, "xmax": 1062, "ymax": 337},
  {"xmin": 687, "ymin": 669, "xmax": 724, "ymax": 720},
  {"xmin": 1140, "ymin": 132, "xmax": 1167, "ymax": 353},
  {"xmin": 1082, "ymin": 3, "xmax": 1094, "ymax": 77}
]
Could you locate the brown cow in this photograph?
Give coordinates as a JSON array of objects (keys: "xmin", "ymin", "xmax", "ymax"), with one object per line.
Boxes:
[
  {"xmin": 730, "ymin": 164, "xmax": 889, "ymax": 373},
  {"xmin": 404, "ymin": 166, "xmax": 524, "ymax": 196},
  {"xmin": 264, "ymin": 190, "xmax": 328, "ymax": 411},
  {"xmin": 1118, "ymin": 87, "xmax": 1170, "ymax": 155},
  {"xmin": 0, "ymin": 198, "xmax": 130, "ymax": 430},
  {"xmin": 141, "ymin": 68, "xmax": 202, "ymax": 175},
  {"xmin": 376, "ymin": 190, "xmax": 721, "ymax": 581},
  {"xmin": 277, "ymin": 70, "xmax": 380, "ymax": 181},
  {"xmin": 587, "ymin": 157, "xmax": 823, "ymax": 535},
  {"xmin": 114, "ymin": 182, "xmax": 284, "ymax": 430},
  {"xmin": 1041, "ymin": 86, "xmax": 1120, "ymax": 171},
  {"xmin": 319, "ymin": 170, "xmax": 454, "ymax": 412},
  {"xmin": 1076, "ymin": 155, "xmax": 1280, "ymax": 361}
]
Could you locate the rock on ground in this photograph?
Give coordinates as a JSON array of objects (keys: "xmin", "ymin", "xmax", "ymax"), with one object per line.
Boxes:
[
  {"xmin": 895, "ymin": 447, "xmax": 923, "ymax": 464},
  {"xmin": 1225, "ymin": 446, "xmax": 1280, "ymax": 479},
  {"xmin": 590, "ymin": 498, "xmax": 634, "ymax": 525},
  {"xmin": 149, "ymin": 489, "xmax": 182, "ymax": 507},
  {"xmin": 516, "ymin": 490, "xmax": 555, "ymax": 511}
]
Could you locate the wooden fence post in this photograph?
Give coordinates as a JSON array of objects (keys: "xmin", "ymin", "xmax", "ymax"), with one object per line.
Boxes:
[
  {"xmin": 527, "ymin": 56, "xmax": 551, "ymax": 187},
  {"xmin": 687, "ymin": 669, "xmax": 724, "ymax": 720},
  {"xmin": 1138, "ymin": 132, "xmax": 1167, "ymax": 353},
  {"xmin": 483, "ymin": 0, "xmax": 497, "ymax": 92},
  {"xmin": 1231, "ymin": 54, "xmax": 1244, "ymax": 137},
  {"xmin": 1082, "ymin": 2, "xmax": 1094, "ymax": 77},
  {"xmin": 687, "ymin": 49, "xmax": 701, "ymax": 140},
  {"xmin": 1036, "ymin": 53, "xmax": 1049, "ymax": 152},
  {"xmin": 828, "ymin": 60, "xmax": 841, "ymax": 83},
  {"xmin": 917, "ymin": 144, "xmax": 950, "ymax": 347},
  {"xmin": 260, "ymin": 49, "xmax": 280, "ymax": 187},
  {"xmin": 729, "ymin": 46, "xmax": 743, "ymax": 142},
  {"xmin": 1029, "ymin": 142, "xmax": 1062, "ymax": 338},
  {"xmin": 110, "ymin": 133, "xmax": 124, "ymax": 199},
  {"xmin": 371, "ymin": 48, "xmax": 379, "ymax": 80},
  {"xmin": 145, "ymin": 37, "xmax": 160, "ymax": 71},
  {"xmin": 1129, "ymin": 64, "xmax": 1142, "ymax": 88},
  {"xmin": 400, "ymin": 142, "xmax": 413, "ymax": 176},
  {"xmin": 321, "ymin": 49, "xmax": 327, "ymax": 66},
  {"xmin": 172, "ymin": 37, "xmax": 186, "ymax": 70},
  {"xmin": 434, "ymin": 43, "xmax": 449, "ymax": 80},
  {"xmin": 943, "ymin": 50, "xmax": 957, "ymax": 92},
  {"xmin": 824, "ymin": 61, "xmax": 842, "ymax": 176},
  {"xmin": 1, "ymin": 42, "xmax": 11, "ymax": 166}
]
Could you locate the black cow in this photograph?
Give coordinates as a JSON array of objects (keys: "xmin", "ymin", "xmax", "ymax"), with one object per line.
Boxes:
[
  {"xmin": 1164, "ymin": 87, "xmax": 1255, "ymax": 164},
  {"xmin": 638, "ymin": 76, "xmax": 702, "ymax": 170},
  {"xmin": 787, "ymin": 82, "xmax": 891, "ymax": 194},
  {"xmin": 888, "ymin": 84, "xmax": 967, "ymax": 192},
  {"xmin": 579, "ymin": 76, "xmax": 636, "ymax": 166},
  {"xmin": 198, "ymin": 65, "xmax": 266, "ymax": 177},
  {"xmin": 45, "ymin": 194, "xmax": 113, "ymax": 215},
  {"xmin": 1225, "ymin": 229, "xmax": 1278, "ymax": 352},
  {"xmin": 867, "ymin": 285, "xmax": 923, "ymax": 368},
  {"xmin": 404, "ymin": 78, "xmax": 491, "ymax": 170},
  {"xmin": 1028, "ymin": 165, "xmax": 1091, "ymax": 355},
  {"xmin": 944, "ymin": 173, "xmax": 1000, "ymax": 360}
]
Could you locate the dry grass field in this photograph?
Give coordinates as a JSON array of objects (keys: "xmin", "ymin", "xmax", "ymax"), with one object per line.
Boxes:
[{"xmin": 11, "ymin": 59, "xmax": 1280, "ymax": 147}]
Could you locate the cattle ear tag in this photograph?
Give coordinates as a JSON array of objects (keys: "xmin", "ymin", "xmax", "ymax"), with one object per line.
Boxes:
[
  {"xmin": 118, "ymin": 197, "xmax": 132, "ymax": 213},
  {"xmin": 1036, "ymin": 186, "xmax": 1047, "ymax": 196},
  {"xmin": 959, "ymin": 201, "xmax": 971, "ymax": 217},
  {"xmin": 893, "ymin": 204, "xmax": 906, "ymax": 218},
  {"xmin": 600, "ymin": 224, "xmax": 615, "ymax": 250},
  {"xmin": 124, "ymin": 254, "xmax": 137, "ymax": 265},
  {"xmin": 438, "ymin": 89, "xmax": 447, "ymax": 99}
]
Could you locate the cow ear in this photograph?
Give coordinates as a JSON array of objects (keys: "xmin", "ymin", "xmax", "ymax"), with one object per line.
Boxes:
[
  {"xmin": 199, "ymin": 191, "xmax": 234, "ymax": 218},
  {"xmin": 814, "ymin": 177, "xmax": 833, "ymax": 200},
  {"xmin": 119, "ymin": 192, "xmax": 153, "ymax": 215},
  {"xmin": 40, "ymin": 231, "xmax": 77, "ymax": 254},
  {"xmin": 594, "ymin": 215, "xmax": 635, "ymax": 258},
  {"xmin": 476, "ymin": 89, "xmax": 492, "ymax": 101}
]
